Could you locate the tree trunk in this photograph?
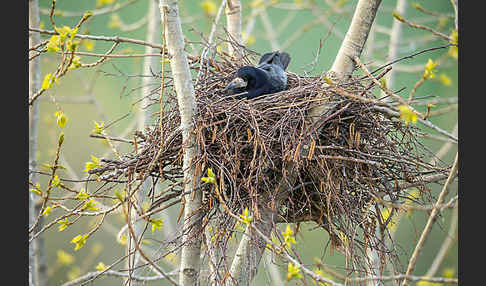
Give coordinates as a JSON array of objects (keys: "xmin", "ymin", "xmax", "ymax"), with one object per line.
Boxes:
[
  {"xmin": 228, "ymin": 209, "xmax": 274, "ymax": 286},
  {"xmin": 29, "ymin": 0, "xmax": 46, "ymax": 285},
  {"xmin": 383, "ymin": 0, "xmax": 407, "ymax": 94},
  {"xmin": 329, "ymin": 0, "xmax": 382, "ymax": 81},
  {"xmin": 159, "ymin": 1, "xmax": 202, "ymax": 285},
  {"xmin": 225, "ymin": 0, "xmax": 242, "ymax": 56}
]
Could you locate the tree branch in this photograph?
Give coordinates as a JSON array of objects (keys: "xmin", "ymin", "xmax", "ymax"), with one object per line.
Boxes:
[{"xmin": 402, "ymin": 152, "xmax": 459, "ymax": 286}]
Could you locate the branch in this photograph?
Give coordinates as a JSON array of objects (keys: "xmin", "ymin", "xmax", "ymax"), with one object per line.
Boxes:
[
  {"xmin": 425, "ymin": 207, "xmax": 458, "ymax": 277},
  {"xmin": 402, "ymin": 152, "xmax": 459, "ymax": 286},
  {"xmin": 126, "ymin": 0, "xmax": 162, "ymax": 283},
  {"xmin": 393, "ymin": 12, "xmax": 453, "ymax": 42},
  {"xmin": 60, "ymin": 269, "xmax": 178, "ymax": 286},
  {"xmin": 39, "ymin": 0, "xmax": 140, "ymax": 17}
]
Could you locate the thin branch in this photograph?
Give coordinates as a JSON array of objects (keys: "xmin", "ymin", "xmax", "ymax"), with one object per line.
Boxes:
[
  {"xmin": 60, "ymin": 269, "xmax": 178, "ymax": 286},
  {"xmin": 425, "ymin": 206, "xmax": 458, "ymax": 277},
  {"xmin": 39, "ymin": 0, "xmax": 141, "ymax": 17},
  {"xmin": 393, "ymin": 13, "xmax": 453, "ymax": 42},
  {"xmin": 402, "ymin": 152, "xmax": 459, "ymax": 286}
]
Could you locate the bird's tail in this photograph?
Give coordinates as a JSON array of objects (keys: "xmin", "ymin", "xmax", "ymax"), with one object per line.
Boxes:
[{"xmin": 258, "ymin": 51, "xmax": 291, "ymax": 70}]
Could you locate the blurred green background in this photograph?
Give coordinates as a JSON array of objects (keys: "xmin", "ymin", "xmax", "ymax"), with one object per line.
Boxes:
[{"xmin": 32, "ymin": 0, "xmax": 457, "ymax": 285}]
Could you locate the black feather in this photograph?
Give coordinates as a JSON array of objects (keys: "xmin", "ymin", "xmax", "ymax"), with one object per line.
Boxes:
[{"xmin": 223, "ymin": 51, "xmax": 291, "ymax": 99}]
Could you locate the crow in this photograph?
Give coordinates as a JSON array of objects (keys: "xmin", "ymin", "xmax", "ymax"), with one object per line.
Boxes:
[{"xmin": 222, "ymin": 51, "xmax": 291, "ymax": 99}]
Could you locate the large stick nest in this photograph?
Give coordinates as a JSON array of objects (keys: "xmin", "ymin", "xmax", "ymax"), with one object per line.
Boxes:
[{"xmin": 90, "ymin": 44, "xmax": 448, "ymax": 258}]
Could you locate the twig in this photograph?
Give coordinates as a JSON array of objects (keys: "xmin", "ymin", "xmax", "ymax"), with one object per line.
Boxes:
[
  {"xmin": 425, "ymin": 207, "xmax": 458, "ymax": 277},
  {"xmin": 402, "ymin": 152, "xmax": 458, "ymax": 286},
  {"xmin": 89, "ymin": 133, "xmax": 133, "ymax": 144},
  {"xmin": 354, "ymin": 56, "xmax": 426, "ymax": 119},
  {"xmin": 351, "ymin": 274, "xmax": 458, "ymax": 284},
  {"xmin": 39, "ymin": 0, "xmax": 140, "ymax": 17},
  {"xmin": 393, "ymin": 13, "xmax": 452, "ymax": 42},
  {"xmin": 60, "ymin": 269, "xmax": 178, "ymax": 286},
  {"xmin": 29, "ymin": 27, "xmax": 168, "ymax": 54},
  {"xmin": 367, "ymin": 44, "xmax": 455, "ymax": 76}
]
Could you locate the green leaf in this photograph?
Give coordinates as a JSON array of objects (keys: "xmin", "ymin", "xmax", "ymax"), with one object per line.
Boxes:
[
  {"xmin": 92, "ymin": 121, "xmax": 105, "ymax": 135},
  {"xmin": 287, "ymin": 262, "xmax": 303, "ymax": 280},
  {"xmin": 58, "ymin": 218, "xmax": 71, "ymax": 231},
  {"xmin": 398, "ymin": 105, "xmax": 418, "ymax": 125},
  {"xmin": 150, "ymin": 218, "xmax": 165, "ymax": 232},
  {"xmin": 56, "ymin": 250, "xmax": 75, "ymax": 266},
  {"xmin": 83, "ymin": 11, "xmax": 93, "ymax": 20},
  {"xmin": 423, "ymin": 59, "xmax": 437, "ymax": 79},
  {"xmin": 392, "ymin": 11, "xmax": 404, "ymax": 21},
  {"xmin": 82, "ymin": 199, "xmax": 99, "ymax": 211},
  {"xmin": 201, "ymin": 168, "xmax": 216, "ymax": 184},
  {"xmin": 95, "ymin": 262, "xmax": 107, "ymax": 271},
  {"xmin": 76, "ymin": 188, "xmax": 90, "ymax": 200},
  {"xmin": 47, "ymin": 35, "xmax": 60, "ymax": 53},
  {"xmin": 71, "ymin": 234, "xmax": 89, "ymax": 251},
  {"xmin": 42, "ymin": 73, "xmax": 55, "ymax": 90},
  {"xmin": 55, "ymin": 111, "xmax": 68, "ymax": 128},
  {"xmin": 282, "ymin": 224, "xmax": 296, "ymax": 248},
  {"xmin": 239, "ymin": 207, "xmax": 252, "ymax": 225},
  {"xmin": 42, "ymin": 206, "xmax": 53, "ymax": 217},
  {"xmin": 52, "ymin": 175, "xmax": 61, "ymax": 188},
  {"xmin": 84, "ymin": 155, "xmax": 101, "ymax": 173}
]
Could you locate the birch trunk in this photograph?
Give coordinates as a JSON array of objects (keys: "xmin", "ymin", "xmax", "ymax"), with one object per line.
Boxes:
[
  {"xmin": 225, "ymin": 0, "xmax": 242, "ymax": 56},
  {"xmin": 128, "ymin": 0, "xmax": 162, "ymax": 282},
  {"xmin": 329, "ymin": 0, "xmax": 382, "ymax": 81},
  {"xmin": 310, "ymin": 0, "xmax": 382, "ymax": 120},
  {"xmin": 29, "ymin": 0, "xmax": 45, "ymax": 285},
  {"xmin": 382, "ymin": 0, "xmax": 406, "ymax": 95},
  {"xmin": 159, "ymin": 1, "xmax": 202, "ymax": 285},
  {"xmin": 228, "ymin": 209, "xmax": 274, "ymax": 286}
]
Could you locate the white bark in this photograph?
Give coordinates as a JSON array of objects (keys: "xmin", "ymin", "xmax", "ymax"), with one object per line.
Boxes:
[
  {"xmin": 450, "ymin": 0, "xmax": 458, "ymax": 31},
  {"xmin": 159, "ymin": 1, "xmax": 201, "ymax": 285},
  {"xmin": 225, "ymin": 0, "xmax": 242, "ymax": 56},
  {"xmin": 330, "ymin": 0, "xmax": 383, "ymax": 81},
  {"xmin": 310, "ymin": 0, "xmax": 382, "ymax": 123},
  {"xmin": 29, "ymin": 1, "xmax": 44, "ymax": 285},
  {"xmin": 228, "ymin": 210, "xmax": 274, "ymax": 286},
  {"xmin": 382, "ymin": 0, "xmax": 406, "ymax": 94}
]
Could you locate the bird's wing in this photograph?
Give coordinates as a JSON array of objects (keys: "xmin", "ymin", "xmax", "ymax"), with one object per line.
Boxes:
[
  {"xmin": 258, "ymin": 51, "xmax": 291, "ymax": 70},
  {"xmin": 258, "ymin": 51, "xmax": 279, "ymax": 66},
  {"xmin": 278, "ymin": 52, "xmax": 291, "ymax": 70}
]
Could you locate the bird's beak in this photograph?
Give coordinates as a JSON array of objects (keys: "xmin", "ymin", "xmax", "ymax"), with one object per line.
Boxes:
[{"xmin": 223, "ymin": 77, "xmax": 247, "ymax": 92}]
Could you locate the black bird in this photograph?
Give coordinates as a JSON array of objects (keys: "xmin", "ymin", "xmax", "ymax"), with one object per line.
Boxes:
[{"xmin": 222, "ymin": 51, "xmax": 291, "ymax": 99}]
